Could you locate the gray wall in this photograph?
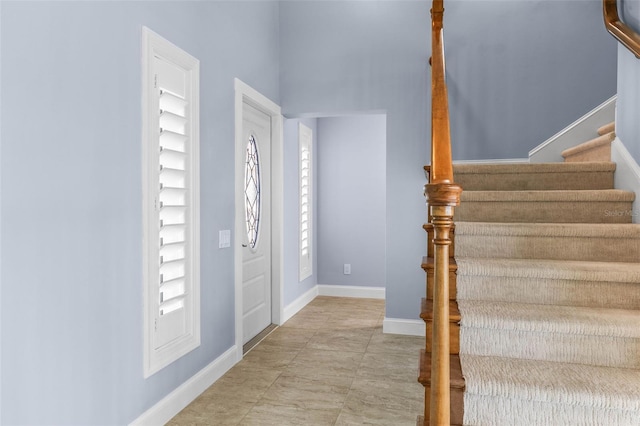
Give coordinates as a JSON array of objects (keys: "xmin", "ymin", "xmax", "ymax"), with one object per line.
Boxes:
[
  {"xmin": 617, "ymin": 2, "xmax": 640, "ymax": 162},
  {"xmin": 279, "ymin": 0, "xmax": 617, "ymax": 319},
  {"xmin": 317, "ymin": 115, "xmax": 387, "ymax": 287},
  {"xmin": 446, "ymin": 0, "xmax": 618, "ymax": 160},
  {"xmin": 283, "ymin": 118, "xmax": 318, "ymax": 305},
  {"xmin": 0, "ymin": 1, "xmax": 279, "ymax": 424},
  {"xmin": 280, "ymin": 0, "xmax": 430, "ymax": 319}
]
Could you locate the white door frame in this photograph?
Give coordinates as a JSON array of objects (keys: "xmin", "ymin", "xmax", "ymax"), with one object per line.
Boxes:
[{"xmin": 234, "ymin": 78, "xmax": 284, "ymax": 361}]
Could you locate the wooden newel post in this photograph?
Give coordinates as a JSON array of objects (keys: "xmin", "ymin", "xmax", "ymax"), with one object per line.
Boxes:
[{"xmin": 425, "ymin": 184, "xmax": 461, "ymax": 426}]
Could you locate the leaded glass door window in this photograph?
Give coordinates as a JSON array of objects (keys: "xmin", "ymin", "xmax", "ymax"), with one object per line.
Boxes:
[{"xmin": 245, "ymin": 134, "xmax": 261, "ymax": 249}]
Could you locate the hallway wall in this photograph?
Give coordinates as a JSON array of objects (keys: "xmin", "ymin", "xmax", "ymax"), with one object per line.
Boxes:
[
  {"xmin": 0, "ymin": 2, "xmax": 279, "ymax": 424},
  {"xmin": 317, "ymin": 115, "xmax": 387, "ymax": 288}
]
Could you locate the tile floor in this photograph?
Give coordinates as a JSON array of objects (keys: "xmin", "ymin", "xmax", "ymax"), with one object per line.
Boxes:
[{"xmin": 167, "ymin": 296, "xmax": 424, "ymax": 425}]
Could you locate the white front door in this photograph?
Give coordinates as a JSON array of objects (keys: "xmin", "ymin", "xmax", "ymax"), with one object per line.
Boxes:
[{"xmin": 241, "ymin": 102, "xmax": 272, "ymax": 344}]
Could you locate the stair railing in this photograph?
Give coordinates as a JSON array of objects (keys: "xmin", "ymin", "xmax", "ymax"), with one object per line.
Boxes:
[
  {"xmin": 424, "ymin": 1, "xmax": 462, "ymax": 424},
  {"xmin": 604, "ymin": 0, "xmax": 640, "ymax": 59}
]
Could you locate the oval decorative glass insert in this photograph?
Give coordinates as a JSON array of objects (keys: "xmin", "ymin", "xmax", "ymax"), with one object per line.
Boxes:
[{"xmin": 244, "ymin": 135, "xmax": 261, "ymax": 249}]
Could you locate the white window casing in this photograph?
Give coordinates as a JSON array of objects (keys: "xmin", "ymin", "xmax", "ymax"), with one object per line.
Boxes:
[
  {"xmin": 142, "ymin": 27, "xmax": 200, "ymax": 378},
  {"xmin": 299, "ymin": 123, "xmax": 313, "ymax": 282}
]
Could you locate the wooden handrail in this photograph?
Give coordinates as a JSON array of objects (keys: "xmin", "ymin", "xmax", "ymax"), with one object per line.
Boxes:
[
  {"xmin": 604, "ymin": 0, "xmax": 640, "ymax": 59},
  {"xmin": 424, "ymin": 1, "xmax": 462, "ymax": 425}
]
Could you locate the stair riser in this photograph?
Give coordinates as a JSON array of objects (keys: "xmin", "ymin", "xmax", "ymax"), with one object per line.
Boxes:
[
  {"xmin": 424, "ymin": 388, "xmax": 464, "ymax": 425},
  {"xmin": 463, "ymin": 394, "xmax": 639, "ymax": 426},
  {"xmin": 453, "ymin": 172, "xmax": 614, "ymax": 191},
  {"xmin": 426, "ymin": 270, "xmax": 457, "ymax": 300},
  {"xmin": 456, "ymin": 234, "xmax": 640, "ymax": 262},
  {"xmin": 457, "ymin": 276, "xmax": 640, "ymax": 310},
  {"xmin": 460, "ymin": 328, "xmax": 640, "ymax": 369},
  {"xmin": 426, "ymin": 322, "xmax": 460, "ymax": 354},
  {"xmin": 456, "ymin": 201, "xmax": 633, "ymax": 223}
]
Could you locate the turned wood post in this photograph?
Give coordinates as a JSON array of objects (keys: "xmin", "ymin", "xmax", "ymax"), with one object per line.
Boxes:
[{"xmin": 425, "ymin": 0, "xmax": 462, "ymax": 424}]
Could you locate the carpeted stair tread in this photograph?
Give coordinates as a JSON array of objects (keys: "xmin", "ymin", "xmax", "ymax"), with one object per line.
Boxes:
[
  {"xmin": 442, "ymin": 162, "xmax": 616, "ymax": 191},
  {"xmin": 457, "ymin": 189, "xmax": 634, "ymax": 223},
  {"xmin": 598, "ymin": 121, "xmax": 615, "ymax": 136},
  {"xmin": 458, "ymin": 301, "xmax": 640, "ymax": 339},
  {"xmin": 460, "ymin": 189, "xmax": 634, "ymax": 202},
  {"xmin": 562, "ymin": 132, "xmax": 615, "ymax": 162},
  {"xmin": 458, "ymin": 301, "xmax": 640, "ymax": 368},
  {"xmin": 455, "ymin": 257, "xmax": 640, "ymax": 283},
  {"xmin": 455, "ymin": 222, "xmax": 640, "ymax": 238},
  {"xmin": 461, "ymin": 354, "xmax": 640, "ymax": 414},
  {"xmin": 450, "ymin": 162, "xmax": 616, "ymax": 175},
  {"xmin": 455, "ymin": 258, "xmax": 640, "ymax": 309},
  {"xmin": 455, "ymin": 222, "xmax": 640, "ymax": 262}
]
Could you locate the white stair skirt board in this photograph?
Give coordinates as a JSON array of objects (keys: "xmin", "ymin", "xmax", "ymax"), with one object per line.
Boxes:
[
  {"xmin": 317, "ymin": 284, "xmax": 385, "ymax": 299},
  {"xmin": 129, "ymin": 346, "xmax": 237, "ymax": 426},
  {"xmin": 383, "ymin": 318, "xmax": 426, "ymax": 336},
  {"xmin": 612, "ymin": 137, "xmax": 640, "ymax": 223},
  {"xmin": 282, "ymin": 285, "xmax": 319, "ymax": 323},
  {"xmin": 529, "ymin": 95, "xmax": 616, "ymax": 163}
]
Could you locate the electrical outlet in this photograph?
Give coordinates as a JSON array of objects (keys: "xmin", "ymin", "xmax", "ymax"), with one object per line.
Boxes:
[{"xmin": 344, "ymin": 264, "xmax": 351, "ymax": 275}]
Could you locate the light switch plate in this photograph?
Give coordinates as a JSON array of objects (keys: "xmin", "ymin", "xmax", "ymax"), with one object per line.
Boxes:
[
  {"xmin": 344, "ymin": 264, "xmax": 351, "ymax": 275},
  {"xmin": 219, "ymin": 230, "xmax": 231, "ymax": 248}
]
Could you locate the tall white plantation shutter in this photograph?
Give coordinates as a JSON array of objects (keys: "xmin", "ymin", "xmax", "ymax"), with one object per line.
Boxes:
[
  {"xmin": 299, "ymin": 123, "xmax": 313, "ymax": 281},
  {"xmin": 142, "ymin": 28, "xmax": 200, "ymax": 378}
]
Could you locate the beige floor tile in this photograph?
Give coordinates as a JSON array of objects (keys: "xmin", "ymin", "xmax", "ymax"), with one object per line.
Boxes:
[
  {"xmin": 168, "ymin": 397, "xmax": 256, "ymax": 425},
  {"xmin": 258, "ymin": 327, "xmax": 316, "ymax": 350},
  {"xmin": 259, "ymin": 371, "xmax": 353, "ymax": 410},
  {"xmin": 307, "ymin": 328, "xmax": 374, "ymax": 353},
  {"xmin": 238, "ymin": 401, "xmax": 340, "ymax": 426},
  {"xmin": 169, "ymin": 296, "xmax": 425, "ymax": 425},
  {"xmin": 324, "ymin": 315, "xmax": 381, "ymax": 331},
  {"xmin": 334, "ymin": 408, "xmax": 418, "ymax": 426},
  {"xmin": 367, "ymin": 330, "xmax": 424, "ymax": 356},
  {"xmin": 357, "ymin": 351, "xmax": 420, "ymax": 383},
  {"xmin": 286, "ymin": 347, "xmax": 365, "ymax": 379},
  {"xmin": 337, "ymin": 377, "xmax": 422, "ymax": 425},
  {"xmin": 204, "ymin": 366, "xmax": 283, "ymax": 402},
  {"xmin": 281, "ymin": 311, "xmax": 332, "ymax": 329},
  {"xmin": 239, "ymin": 344, "xmax": 300, "ymax": 370}
]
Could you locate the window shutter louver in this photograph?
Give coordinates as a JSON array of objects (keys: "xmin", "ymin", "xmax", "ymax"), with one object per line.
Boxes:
[
  {"xmin": 143, "ymin": 28, "xmax": 200, "ymax": 377},
  {"xmin": 299, "ymin": 124, "xmax": 313, "ymax": 281},
  {"xmin": 156, "ymin": 57, "xmax": 189, "ymax": 347}
]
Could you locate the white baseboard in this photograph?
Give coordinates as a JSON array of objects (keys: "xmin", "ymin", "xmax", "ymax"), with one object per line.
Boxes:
[
  {"xmin": 282, "ymin": 285, "xmax": 319, "ymax": 323},
  {"xmin": 383, "ymin": 318, "xmax": 425, "ymax": 336},
  {"xmin": 317, "ymin": 284, "xmax": 385, "ymax": 299},
  {"xmin": 129, "ymin": 346, "xmax": 238, "ymax": 426},
  {"xmin": 611, "ymin": 137, "xmax": 640, "ymax": 223}
]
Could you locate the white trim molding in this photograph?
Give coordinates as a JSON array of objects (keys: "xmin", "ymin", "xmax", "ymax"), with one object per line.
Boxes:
[
  {"xmin": 317, "ymin": 284, "xmax": 385, "ymax": 299},
  {"xmin": 141, "ymin": 26, "xmax": 201, "ymax": 378},
  {"xmin": 529, "ymin": 95, "xmax": 616, "ymax": 163},
  {"xmin": 611, "ymin": 137, "xmax": 640, "ymax": 224},
  {"xmin": 129, "ymin": 346, "xmax": 237, "ymax": 426},
  {"xmin": 282, "ymin": 286, "xmax": 319, "ymax": 323},
  {"xmin": 234, "ymin": 79, "xmax": 284, "ymax": 362},
  {"xmin": 382, "ymin": 318, "xmax": 425, "ymax": 336}
]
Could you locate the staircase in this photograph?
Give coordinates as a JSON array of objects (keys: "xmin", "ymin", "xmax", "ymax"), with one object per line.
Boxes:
[{"xmin": 420, "ymin": 122, "xmax": 640, "ymax": 424}]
